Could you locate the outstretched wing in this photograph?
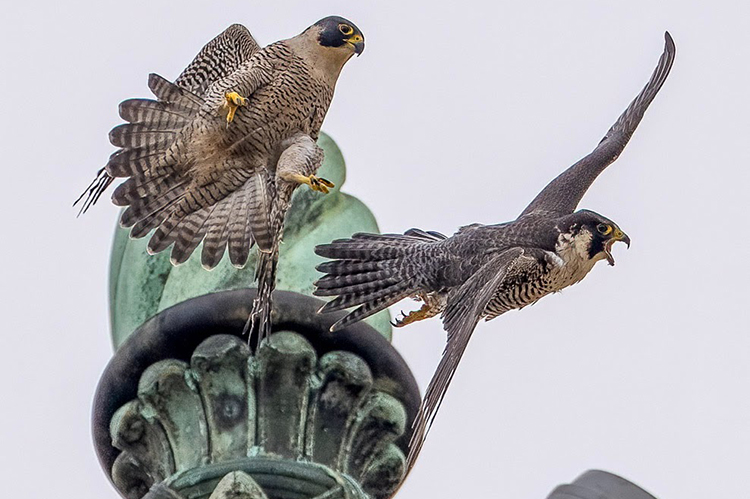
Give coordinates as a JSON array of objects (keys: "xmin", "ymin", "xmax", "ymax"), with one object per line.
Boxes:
[
  {"xmin": 74, "ymin": 23, "xmax": 261, "ymax": 216},
  {"xmin": 520, "ymin": 32, "xmax": 676, "ymax": 217},
  {"xmin": 406, "ymin": 247, "xmax": 526, "ymax": 470},
  {"xmin": 77, "ymin": 25, "xmax": 273, "ymax": 269}
]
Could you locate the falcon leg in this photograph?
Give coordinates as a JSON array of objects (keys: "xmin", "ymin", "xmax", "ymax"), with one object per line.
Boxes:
[
  {"xmin": 288, "ymin": 173, "xmax": 335, "ymax": 194},
  {"xmin": 222, "ymin": 91, "xmax": 247, "ymax": 124},
  {"xmin": 392, "ymin": 303, "xmax": 439, "ymax": 328}
]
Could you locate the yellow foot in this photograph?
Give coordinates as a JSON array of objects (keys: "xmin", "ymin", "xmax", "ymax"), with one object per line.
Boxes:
[
  {"xmin": 291, "ymin": 174, "xmax": 335, "ymax": 193},
  {"xmin": 392, "ymin": 303, "xmax": 436, "ymax": 328},
  {"xmin": 222, "ymin": 91, "xmax": 247, "ymax": 124}
]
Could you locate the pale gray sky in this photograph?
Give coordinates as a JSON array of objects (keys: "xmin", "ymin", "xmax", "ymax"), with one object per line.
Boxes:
[{"xmin": 2, "ymin": 1, "xmax": 749, "ymax": 498}]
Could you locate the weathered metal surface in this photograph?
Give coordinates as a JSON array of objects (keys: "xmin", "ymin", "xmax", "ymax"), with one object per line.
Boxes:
[
  {"xmin": 108, "ymin": 333, "xmax": 406, "ymax": 499},
  {"xmin": 108, "ymin": 133, "xmax": 392, "ymax": 348},
  {"xmin": 93, "ymin": 291, "xmax": 419, "ymax": 499},
  {"xmin": 207, "ymin": 472, "xmax": 268, "ymax": 499}
]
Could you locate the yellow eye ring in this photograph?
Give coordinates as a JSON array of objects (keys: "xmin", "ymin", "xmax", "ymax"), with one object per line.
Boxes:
[
  {"xmin": 339, "ymin": 24, "xmax": 354, "ymax": 36},
  {"xmin": 597, "ymin": 224, "xmax": 612, "ymax": 236}
]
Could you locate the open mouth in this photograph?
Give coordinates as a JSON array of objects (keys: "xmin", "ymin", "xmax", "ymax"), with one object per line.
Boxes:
[
  {"xmin": 604, "ymin": 239, "xmax": 616, "ymax": 266},
  {"xmin": 603, "ymin": 232, "xmax": 630, "ymax": 266}
]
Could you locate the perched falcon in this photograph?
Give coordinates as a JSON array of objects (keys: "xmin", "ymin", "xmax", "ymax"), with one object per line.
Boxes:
[
  {"xmin": 76, "ymin": 17, "xmax": 365, "ymax": 343},
  {"xmin": 314, "ymin": 32, "xmax": 675, "ymax": 468}
]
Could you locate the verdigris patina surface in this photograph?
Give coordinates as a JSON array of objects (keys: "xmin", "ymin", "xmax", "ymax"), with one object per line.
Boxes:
[
  {"xmin": 95, "ymin": 134, "xmax": 418, "ymax": 499},
  {"xmin": 111, "ymin": 333, "xmax": 405, "ymax": 499},
  {"xmin": 108, "ymin": 134, "xmax": 392, "ymax": 347},
  {"xmin": 94, "ymin": 291, "xmax": 419, "ymax": 499}
]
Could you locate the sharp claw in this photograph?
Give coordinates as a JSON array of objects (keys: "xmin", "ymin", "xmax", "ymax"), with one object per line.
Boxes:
[
  {"xmin": 390, "ymin": 310, "xmax": 406, "ymax": 328},
  {"xmin": 392, "ymin": 304, "xmax": 438, "ymax": 328},
  {"xmin": 306, "ymin": 175, "xmax": 331, "ymax": 193}
]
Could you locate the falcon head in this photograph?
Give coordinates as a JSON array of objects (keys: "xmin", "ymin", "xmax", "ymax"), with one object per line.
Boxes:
[
  {"xmin": 560, "ymin": 210, "xmax": 630, "ymax": 266},
  {"xmin": 314, "ymin": 16, "xmax": 365, "ymax": 56}
]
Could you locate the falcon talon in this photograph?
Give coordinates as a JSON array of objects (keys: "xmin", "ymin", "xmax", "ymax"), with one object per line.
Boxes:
[
  {"xmin": 392, "ymin": 304, "xmax": 435, "ymax": 327},
  {"xmin": 307, "ymin": 175, "xmax": 332, "ymax": 193},
  {"xmin": 222, "ymin": 91, "xmax": 247, "ymax": 124},
  {"xmin": 390, "ymin": 310, "xmax": 405, "ymax": 327}
]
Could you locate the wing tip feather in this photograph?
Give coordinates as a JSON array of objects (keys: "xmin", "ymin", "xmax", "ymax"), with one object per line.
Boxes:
[{"xmin": 664, "ymin": 31, "xmax": 675, "ymax": 51}]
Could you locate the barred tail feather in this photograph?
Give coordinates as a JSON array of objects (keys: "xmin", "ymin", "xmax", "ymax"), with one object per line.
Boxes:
[
  {"xmin": 119, "ymin": 179, "xmax": 188, "ymax": 228},
  {"xmin": 316, "ymin": 234, "xmax": 420, "ymax": 261},
  {"xmin": 327, "ymin": 287, "xmax": 414, "ymax": 333},
  {"xmin": 314, "ymin": 269, "xmax": 396, "ymax": 294},
  {"xmin": 313, "ymin": 229, "xmax": 446, "ymax": 332},
  {"xmin": 112, "ymin": 171, "xmax": 181, "ymax": 207},
  {"xmin": 319, "ymin": 278, "xmax": 408, "ymax": 313},
  {"xmin": 315, "ymin": 259, "xmax": 386, "ymax": 276},
  {"xmin": 105, "ymin": 75, "xmax": 201, "ymax": 204},
  {"xmin": 147, "ymin": 73, "xmax": 203, "ymax": 112},
  {"xmin": 109, "ymin": 124, "xmax": 177, "ymax": 150},
  {"xmin": 201, "ymin": 198, "xmax": 234, "ymax": 270},
  {"xmin": 107, "ymin": 148, "xmax": 175, "ymax": 178},
  {"xmin": 170, "ymin": 206, "xmax": 214, "ymax": 265},
  {"xmin": 246, "ymin": 172, "xmax": 274, "ymax": 253},
  {"xmin": 227, "ymin": 187, "xmax": 253, "ymax": 268},
  {"xmin": 119, "ymin": 99, "xmax": 191, "ymax": 130},
  {"xmin": 128, "ymin": 195, "xmax": 184, "ymax": 240},
  {"xmin": 76, "ymin": 73, "xmax": 199, "ymax": 221}
]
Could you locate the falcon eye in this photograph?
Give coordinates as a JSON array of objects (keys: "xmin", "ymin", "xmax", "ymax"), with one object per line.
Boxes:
[
  {"xmin": 339, "ymin": 24, "xmax": 354, "ymax": 36},
  {"xmin": 597, "ymin": 223, "xmax": 612, "ymax": 235}
]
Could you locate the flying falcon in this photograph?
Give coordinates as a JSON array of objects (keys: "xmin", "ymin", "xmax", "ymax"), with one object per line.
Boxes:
[
  {"xmin": 314, "ymin": 32, "xmax": 675, "ymax": 468},
  {"xmin": 76, "ymin": 17, "xmax": 365, "ymax": 343}
]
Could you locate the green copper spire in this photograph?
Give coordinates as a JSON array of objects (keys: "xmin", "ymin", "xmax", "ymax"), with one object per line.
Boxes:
[{"xmin": 108, "ymin": 133, "xmax": 392, "ymax": 348}]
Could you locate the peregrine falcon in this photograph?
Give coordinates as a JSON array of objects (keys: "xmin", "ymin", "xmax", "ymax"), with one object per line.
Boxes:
[
  {"xmin": 313, "ymin": 33, "xmax": 675, "ymax": 468},
  {"xmin": 76, "ymin": 17, "xmax": 365, "ymax": 343}
]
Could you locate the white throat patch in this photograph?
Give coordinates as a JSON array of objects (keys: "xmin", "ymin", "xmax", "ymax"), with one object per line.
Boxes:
[{"xmin": 553, "ymin": 228, "xmax": 602, "ymax": 286}]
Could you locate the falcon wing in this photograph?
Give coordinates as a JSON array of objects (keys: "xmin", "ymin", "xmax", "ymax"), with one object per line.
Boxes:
[
  {"xmin": 175, "ymin": 23, "xmax": 261, "ymax": 94},
  {"xmin": 75, "ymin": 24, "xmax": 261, "ymax": 215},
  {"xmin": 79, "ymin": 25, "xmax": 275, "ymax": 268},
  {"xmin": 520, "ymin": 32, "xmax": 675, "ymax": 217},
  {"xmin": 406, "ymin": 247, "xmax": 526, "ymax": 469}
]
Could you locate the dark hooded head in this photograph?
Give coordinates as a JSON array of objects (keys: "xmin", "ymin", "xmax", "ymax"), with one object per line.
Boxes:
[
  {"xmin": 561, "ymin": 210, "xmax": 631, "ymax": 266},
  {"xmin": 313, "ymin": 16, "xmax": 365, "ymax": 56}
]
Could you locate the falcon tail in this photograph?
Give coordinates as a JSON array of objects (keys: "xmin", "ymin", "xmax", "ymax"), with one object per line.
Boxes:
[
  {"xmin": 74, "ymin": 74, "xmax": 202, "ymax": 218},
  {"xmin": 314, "ymin": 229, "xmax": 446, "ymax": 331},
  {"xmin": 244, "ymin": 245, "xmax": 278, "ymax": 347},
  {"xmin": 110, "ymin": 74, "xmax": 203, "ymax": 237}
]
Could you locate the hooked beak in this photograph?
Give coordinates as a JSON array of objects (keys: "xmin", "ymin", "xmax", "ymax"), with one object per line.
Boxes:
[
  {"xmin": 346, "ymin": 34, "xmax": 365, "ymax": 56},
  {"xmin": 603, "ymin": 228, "xmax": 630, "ymax": 266}
]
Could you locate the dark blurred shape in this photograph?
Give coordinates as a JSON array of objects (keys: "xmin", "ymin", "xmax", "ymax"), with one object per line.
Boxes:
[{"xmin": 547, "ymin": 470, "xmax": 657, "ymax": 499}]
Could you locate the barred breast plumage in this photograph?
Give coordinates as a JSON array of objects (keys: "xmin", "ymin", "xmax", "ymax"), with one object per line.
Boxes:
[
  {"xmin": 483, "ymin": 235, "xmax": 601, "ymax": 320},
  {"xmin": 483, "ymin": 258, "xmax": 553, "ymax": 318}
]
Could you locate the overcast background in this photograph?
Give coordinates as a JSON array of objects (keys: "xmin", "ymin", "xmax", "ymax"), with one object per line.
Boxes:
[{"xmin": 2, "ymin": 1, "xmax": 749, "ymax": 497}]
